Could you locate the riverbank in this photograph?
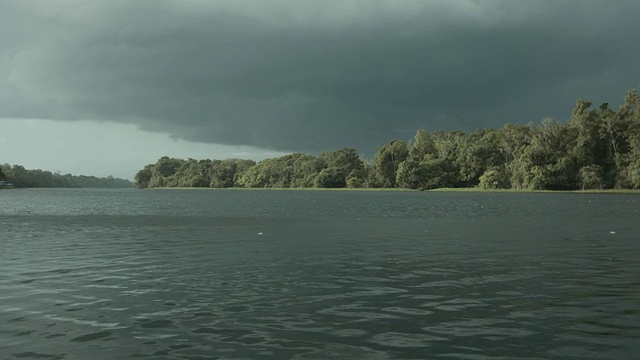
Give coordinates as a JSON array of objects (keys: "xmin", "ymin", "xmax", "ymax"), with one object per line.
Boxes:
[
  {"xmin": 146, "ymin": 187, "xmax": 640, "ymax": 194},
  {"xmin": 149, "ymin": 187, "xmax": 416, "ymax": 192},
  {"xmin": 429, "ymin": 187, "xmax": 640, "ymax": 194}
]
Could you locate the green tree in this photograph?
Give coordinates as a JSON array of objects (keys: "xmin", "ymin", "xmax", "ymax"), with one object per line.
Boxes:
[
  {"xmin": 578, "ymin": 165, "xmax": 605, "ymax": 190},
  {"xmin": 0, "ymin": 163, "xmax": 132, "ymax": 188},
  {"xmin": 321, "ymin": 148, "xmax": 363, "ymax": 171},
  {"xmin": 456, "ymin": 129, "xmax": 503, "ymax": 187},
  {"xmin": 290, "ymin": 154, "xmax": 324, "ymax": 188},
  {"xmin": 316, "ymin": 148, "xmax": 364, "ymax": 188},
  {"xmin": 408, "ymin": 130, "xmax": 438, "ymax": 161},
  {"xmin": 568, "ymin": 99, "xmax": 610, "ymax": 181},
  {"xmin": 375, "ymin": 139, "xmax": 408, "ymax": 188},
  {"xmin": 617, "ymin": 89, "xmax": 640, "ymax": 188},
  {"xmin": 237, "ymin": 155, "xmax": 297, "ymax": 188},
  {"xmin": 315, "ymin": 167, "xmax": 346, "ymax": 188},
  {"xmin": 133, "ymin": 88, "xmax": 640, "ymax": 191},
  {"xmin": 135, "ymin": 166, "xmax": 153, "ymax": 188},
  {"xmin": 478, "ymin": 166, "xmax": 508, "ymax": 189},
  {"xmin": 510, "ymin": 119, "xmax": 578, "ymax": 190},
  {"xmin": 171, "ymin": 159, "xmax": 210, "ymax": 187},
  {"xmin": 398, "ymin": 130, "xmax": 446, "ymax": 189}
]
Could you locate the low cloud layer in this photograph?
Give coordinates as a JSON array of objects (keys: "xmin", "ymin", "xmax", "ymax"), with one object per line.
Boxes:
[{"xmin": 1, "ymin": 0, "xmax": 638, "ymax": 153}]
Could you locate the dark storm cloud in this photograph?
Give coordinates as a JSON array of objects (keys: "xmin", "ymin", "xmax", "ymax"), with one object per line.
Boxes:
[{"xmin": 1, "ymin": 0, "xmax": 638, "ymax": 153}]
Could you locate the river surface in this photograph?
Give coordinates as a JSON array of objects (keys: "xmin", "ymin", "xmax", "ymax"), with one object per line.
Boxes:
[{"xmin": 1, "ymin": 188, "xmax": 639, "ymax": 359}]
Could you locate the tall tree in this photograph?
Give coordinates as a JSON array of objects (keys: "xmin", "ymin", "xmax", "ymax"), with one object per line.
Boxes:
[
  {"xmin": 135, "ymin": 166, "xmax": 153, "ymax": 188},
  {"xmin": 375, "ymin": 139, "xmax": 408, "ymax": 188},
  {"xmin": 619, "ymin": 89, "xmax": 640, "ymax": 188}
]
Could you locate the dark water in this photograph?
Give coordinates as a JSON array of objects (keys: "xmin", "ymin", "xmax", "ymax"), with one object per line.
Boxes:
[{"xmin": 1, "ymin": 189, "xmax": 639, "ymax": 360}]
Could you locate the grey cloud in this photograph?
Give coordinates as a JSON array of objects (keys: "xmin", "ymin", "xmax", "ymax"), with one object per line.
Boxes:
[{"xmin": 1, "ymin": 0, "xmax": 639, "ymax": 154}]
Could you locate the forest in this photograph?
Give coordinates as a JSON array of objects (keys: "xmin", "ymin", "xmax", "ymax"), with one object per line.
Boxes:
[
  {"xmin": 0, "ymin": 164, "xmax": 133, "ymax": 188},
  {"xmin": 136, "ymin": 89, "xmax": 640, "ymax": 191}
]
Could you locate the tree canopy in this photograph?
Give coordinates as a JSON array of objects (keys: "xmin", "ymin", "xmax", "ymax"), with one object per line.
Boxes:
[
  {"xmin": 0, "ymin": 164, "xmax": 133, "ymax": 188},
  {"xmin": 136, "ymin": 89, "xmax": 640, "ymax": 191}
]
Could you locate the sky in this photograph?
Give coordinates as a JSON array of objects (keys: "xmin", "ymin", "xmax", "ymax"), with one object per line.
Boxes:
[{"xmin": 1, "ymin": 0, "xmax": 639, "ymax": 179}]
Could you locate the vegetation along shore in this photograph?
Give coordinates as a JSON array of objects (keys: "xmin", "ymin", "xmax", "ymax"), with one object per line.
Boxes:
[
  {"xmin": 136, "ymin": 89, "xmax": 640, "ymax": 192},
  {"xmin": 0, "ymin": 165, "xmax": 133, "ymax": 188}
]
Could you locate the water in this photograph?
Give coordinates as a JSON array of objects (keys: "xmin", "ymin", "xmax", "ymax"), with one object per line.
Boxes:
[{"xmin": 1, "ymin": 189, "xmax": 639, "ymax": 359}]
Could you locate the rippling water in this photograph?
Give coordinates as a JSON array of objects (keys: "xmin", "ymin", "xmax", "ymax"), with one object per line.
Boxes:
[{"xmin": 1, "ymin": 189, "xmax": 639, "ymax": 359}]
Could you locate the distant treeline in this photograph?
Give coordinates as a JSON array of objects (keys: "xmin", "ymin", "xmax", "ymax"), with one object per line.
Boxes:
[
  {"xmin": 136, "ymin": 89, "xmax": 640, "ymax": 191},
  {"xmin": 0, "ymin": 164, "xmax": 133, "ymax": 188}
]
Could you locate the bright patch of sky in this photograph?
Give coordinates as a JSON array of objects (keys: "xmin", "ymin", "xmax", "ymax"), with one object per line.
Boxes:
[{"xmin": 0, "ymin": 119, "xmax": 287, "ymax": 180}]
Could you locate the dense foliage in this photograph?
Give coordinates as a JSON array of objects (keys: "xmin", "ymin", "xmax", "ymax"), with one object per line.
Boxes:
[
  {"xmin": 0, "ymin": 164, "xmax": 133, "ymax": 188},
  {"xmin": 137, "ymin": 90, "xmax": 640, "ymax": 190}
]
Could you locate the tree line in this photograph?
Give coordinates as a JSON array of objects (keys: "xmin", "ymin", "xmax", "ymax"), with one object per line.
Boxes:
[
  {"xmin": 136, "ymin": 89, "xmax": 640, "ymax": 191},
  {"xmin": 0, "ymin": 164, "xmax": 133, "ymax": 188}
]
